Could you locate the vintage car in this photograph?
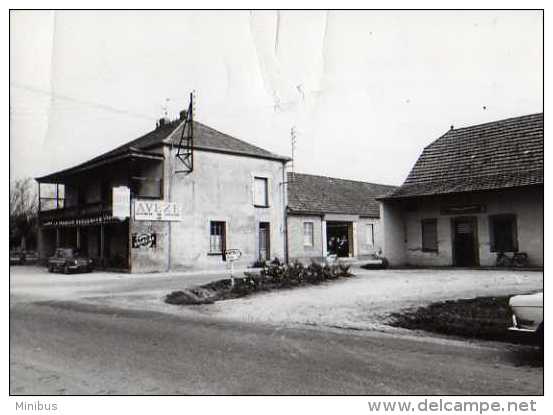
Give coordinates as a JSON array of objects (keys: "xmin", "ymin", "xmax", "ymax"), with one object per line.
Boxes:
[
  {"xmin": 9, "ymin": 250, "xmax": 24, "ymax": 265},
  {"xmin": 47, "ymin": 248, "xmax": 94, "ymax": 274},
  {"xmin": 22, "ymin": 250, "xmax": 39, "ymax": 264},
  {"xmin": 509, "ymin": 291, "xmax": 543, "ymax": 342},
  {"xmin": 10, "ymin": 249, "xmax": 40, "ymax": 265}
]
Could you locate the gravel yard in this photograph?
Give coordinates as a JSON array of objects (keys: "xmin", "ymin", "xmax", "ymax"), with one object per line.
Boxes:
[
  {"xmin": 11, "ymin": 266, "xmax": 543, "ymax": 334},
  {"xmin": 199, "ymin": 268, "xmax": 543, "ymax": 331}
]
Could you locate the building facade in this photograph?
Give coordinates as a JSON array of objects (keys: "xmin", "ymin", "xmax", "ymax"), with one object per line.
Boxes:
[
  {"xmin": 37, "ymin": 113, "xmax": 290, "ymax": 272},
  {"xmin": 379, "ymin": 113, "xmax": 544, "ymax": 268},
  {"xmin": 286, "ymin": 173, "xmax": 396, "ymax": 263}
]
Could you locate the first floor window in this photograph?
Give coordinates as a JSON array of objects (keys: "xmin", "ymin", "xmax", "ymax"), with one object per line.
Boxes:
[
  {"xmin": 254, "ymin": 177, "xmax": 269, "ymax": 207},
  {"xmin": 366, "ymin": 223, "xmax": 375, "ymax": 247},
  {"xmin": 421, "ymin": 219, "xmax": 438, "ymax": 252},
  {"xmin": 209, "ymin": 221, "xmax": 226, "ymax": 254},
  {"xmin": 489, "ymin": 214, "xmax": 518, "ymax": 252},
  {"xmin": 303, "ymin": 222, "xmax": 314, "ymax": 247}
]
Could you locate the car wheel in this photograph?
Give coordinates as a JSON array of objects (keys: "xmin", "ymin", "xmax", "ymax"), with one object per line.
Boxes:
[
  {"xmin": 537, "ymin": 324, "xmax": 543, "ymax": 348},
  {"xmin": 63, "ymin": 264, "xmax": 70, "ymax": 274}
]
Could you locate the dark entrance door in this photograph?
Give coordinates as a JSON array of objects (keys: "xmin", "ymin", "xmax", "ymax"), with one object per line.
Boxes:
[
  {"xmin": 326, "ymin": 221, "xmax": 353, "ymax": 257},
  {"xmin": 259, "ymin": 222, "xmax": 270, "ymax": 261},
  {"xmin": 452, "ymin": 217, "xmax": 479, "ymax": 266}
]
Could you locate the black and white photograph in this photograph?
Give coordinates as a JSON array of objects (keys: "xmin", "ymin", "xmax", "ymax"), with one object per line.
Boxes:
[{"xmin": 8, "ymin": 5, "xmax": 545, "ymax": 412}]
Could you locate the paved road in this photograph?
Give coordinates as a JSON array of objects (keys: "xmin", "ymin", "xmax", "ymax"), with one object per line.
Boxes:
[{"xmin": 10, "ymin": 299, "xmax": 542, "ymax": 395}]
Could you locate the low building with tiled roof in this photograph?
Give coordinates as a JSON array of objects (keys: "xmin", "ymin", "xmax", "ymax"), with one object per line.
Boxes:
[
  {"xmin": 379, "ymin": 113, "xmax": 543, "ymax": 268},
  {"xmin": 286, "ymin": 172, "xmax": 396, "ymax": 263},
  {"xmin": 36, "ymin": 110, "xmax": 290, "ymax": 272}
]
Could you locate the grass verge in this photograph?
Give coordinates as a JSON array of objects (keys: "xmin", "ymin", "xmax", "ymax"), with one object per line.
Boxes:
[{"xmin": 388, "ymin": 296, "xmax": 539, "ymax": 345}]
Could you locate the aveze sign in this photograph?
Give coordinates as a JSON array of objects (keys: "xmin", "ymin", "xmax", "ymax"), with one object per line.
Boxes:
[{"xmin": 134, "ymin": 200, "xmax": 182, "ymax": 221}]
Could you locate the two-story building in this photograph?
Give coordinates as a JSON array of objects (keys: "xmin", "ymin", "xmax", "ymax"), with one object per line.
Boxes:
[
  {"xmin": 36, "ymin": 112, "xmax": 290, "ymax": 272},
  {"xmin": 379, "ymin": 113, "xmax": 543, "ymax": 268}
]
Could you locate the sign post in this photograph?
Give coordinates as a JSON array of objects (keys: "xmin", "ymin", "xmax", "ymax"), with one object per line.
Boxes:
[{"xmin": 225, "ymin": 248, "xmax": 242, "ymax": 288}]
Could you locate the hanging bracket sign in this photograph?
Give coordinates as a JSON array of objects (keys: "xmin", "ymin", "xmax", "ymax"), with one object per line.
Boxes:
[
  {"xmin": 134, "ymin": 200, "xmax": 182, "ymax": 221},
  {"xmin": 112, "ymin": 186, "xmax": 131, "ymax": 220}
]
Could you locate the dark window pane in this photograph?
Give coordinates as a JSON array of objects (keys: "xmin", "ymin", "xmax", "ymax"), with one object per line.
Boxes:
[
  {"xmin": 422, "ymin": 219, "xmax": 438, "ymax": 252},
  {"xmin": 490, "ymin": 215, "xmax": 517, "ymax": 252},
  {"xmin": 209, "ymin": 221, "xmax": 226, "ymax": 253}
]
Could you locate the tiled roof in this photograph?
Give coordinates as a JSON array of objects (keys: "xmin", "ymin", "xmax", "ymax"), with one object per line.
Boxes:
[
  {"xmin": 287, "ymin": 172, "xmax": 397, "ymax": 217},
  {"xmin": 383, "ymin": 113, "xmax": 543, "ymax": 199},
  {"xmin": 37, "ymin": 119, "xmax": 290, "ymax": 181},
  {"xmin": 167, "ymin": 121, "xmax": 290, "ymax": 161}
]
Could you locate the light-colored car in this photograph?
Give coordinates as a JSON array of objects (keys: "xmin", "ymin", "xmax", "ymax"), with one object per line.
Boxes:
[{"xmin": 509, "ymin": 292, "xmax": 543, "ymax": 341}]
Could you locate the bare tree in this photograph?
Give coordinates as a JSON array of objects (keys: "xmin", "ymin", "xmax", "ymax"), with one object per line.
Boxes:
[{"xmin": 10, "ymin": 178, "xmax": 38, "ymax": 250}]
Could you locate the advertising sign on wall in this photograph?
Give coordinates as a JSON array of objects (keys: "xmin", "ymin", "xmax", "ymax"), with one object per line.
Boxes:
[
  {"xmin": 132, "ymin": 233, "xmax": 157, "ymax": 248},
  {"xmin": 112, "ymin": 186, "xmax": 131, "ymax": 220},
  {"xmin": 134, "ymin": 200, "xmax": 182, "ymax": 221}
]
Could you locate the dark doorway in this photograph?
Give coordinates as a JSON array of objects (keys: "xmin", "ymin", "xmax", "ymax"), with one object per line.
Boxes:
[
  {"xmin": 259, "ymin": 222, "xmax": 270, "ymax": 261},
  {"xmin": 452, "ymin": 217, "xmax": 479, "ymax": 266},
  {"xmin": 326, "ymin": 221, "xmax": 353, "ymax": 257}
]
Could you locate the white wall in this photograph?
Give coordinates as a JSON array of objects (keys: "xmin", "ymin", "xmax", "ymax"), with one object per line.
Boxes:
[
  {"xmin": 381, "ymin": 186, "xmax": 543, "ymax": 267},
  {"xmin": 130, "ymin": 146, "xmax": 287, "ymax": 272}
]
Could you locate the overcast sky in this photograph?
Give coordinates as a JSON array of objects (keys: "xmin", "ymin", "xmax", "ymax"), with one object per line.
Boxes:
[{"xmin": 10, "ymin": 10, "xmax": 543, "ymax": 185}]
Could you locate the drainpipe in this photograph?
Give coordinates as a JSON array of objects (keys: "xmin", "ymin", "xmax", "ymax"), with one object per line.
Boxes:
[
  {"xmin": 282, "ymin": 161, "xmax": 289, "ymax": 264},
  {"xmin": 167, "ymin": 147, "xmax": 173, "ymax": 272},
  {"xmin": 321, "ymin": 214, "xmax": 324, "ymax": 261}
]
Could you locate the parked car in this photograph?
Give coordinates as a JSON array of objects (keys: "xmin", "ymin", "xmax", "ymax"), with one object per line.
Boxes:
[
  {"xmin": 47, "ymin": 248, "xmax": 94, "ymax": 274},
  {"xmin": 22, "ymin": 250, "xmax": 39, "ymax": 264},
  {"xmin": 509, "ymin": 291, "xmax": 543, "ymax": 343},
  {"xmin": 9, "ymin": 250, "xmax": 24, "ymax": 265}
]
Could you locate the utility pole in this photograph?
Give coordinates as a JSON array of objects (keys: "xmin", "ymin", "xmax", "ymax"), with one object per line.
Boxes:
[{"xmin": 290, "ymin": 126, "xmax": 297, "ymax": 180}]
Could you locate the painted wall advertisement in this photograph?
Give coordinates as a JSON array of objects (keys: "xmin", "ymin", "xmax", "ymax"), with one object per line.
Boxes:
[
  {"xmin": 134, "ymin": 200, "xmax": 182, "ymax": 221},
  {"xmin": 132, "ymin": 233, "xmax": 157, "ymax": 249}
]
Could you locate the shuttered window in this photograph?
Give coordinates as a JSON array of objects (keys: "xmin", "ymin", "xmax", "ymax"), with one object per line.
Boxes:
[
  {"xmin": 254, "ymin": 177, "xmax": 269, "ymax": 207},
  {"xmin": 489, "ymin": 214, "xmax": 518, "ymax": 252},
  {"xmin": 366, "ymin": 223, "xmax": 375, "ymax": 247},
  {"xmin": 303, "ymin": 222, "xmax": 314, "ymax": 247},
  {"xmin": 421, "ymin": 219, "xmax": 438, "ymax": 252},
  {"xmin": 209, "ymin": 221, "xmax": 226, "ymax": 254}
]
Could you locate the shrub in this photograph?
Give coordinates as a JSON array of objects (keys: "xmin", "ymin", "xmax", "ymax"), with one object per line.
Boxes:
[
  {"xmin": 166, "ymin": 259, "xmax": 356, "ymax": 306},
  {"xmin": 165, "ymin": 290, "xmax": 215, "ymax": 305},
  {"xmin": 251, "ymin": 259, "xmax": 267, "ymax": 268}
]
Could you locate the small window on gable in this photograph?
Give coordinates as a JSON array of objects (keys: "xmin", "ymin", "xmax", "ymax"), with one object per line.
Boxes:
[
  {"xmin": 254, "ymin": 177, "xmax": 269, "ymax": 207},
  {"xmin": 303, "ymin": 222, "xmax": 314, "ymax": 247},
  {"xmin": 421, "ymin": 219, "xmax": 438, "ymax": 252},
  {"xmin": 489, "ymin": 214, "xmax": 518, "ymax": 252}
]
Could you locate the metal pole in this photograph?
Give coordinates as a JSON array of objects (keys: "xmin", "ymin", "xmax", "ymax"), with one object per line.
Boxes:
[
  {"xmin": 100, "ymin": 223, "xmax": 105, "ymax": 268},
  {"xmin": 230, "ymin": 260, "xmax": 235, "ymax": 288}
]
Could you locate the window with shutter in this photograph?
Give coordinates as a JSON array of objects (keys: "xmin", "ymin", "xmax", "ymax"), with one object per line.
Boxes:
[
  {"xmin": 253, "ymin": 177, "xmax": 269, "ymax": 207},
  {"xmin": 489, "ymin": 214, "xmax": 518, "ymax": 252},
  {"xmin": 366, "ymin": 223, "xmax": 375, "ymax": 247},
  {"xmin": 209, "ymin": 221, "xmax": 226, "ymax": 254},
  {"xmin": 421, "ymin": 219, "xmax": 438, "ymax": 252},
  {"xmin": 303, "ymin": 222, "xmax": 314, "ymax": 247}
]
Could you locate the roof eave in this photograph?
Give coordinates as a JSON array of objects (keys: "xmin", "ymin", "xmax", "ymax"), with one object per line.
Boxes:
[
  {"xmin": 36, "ymin": 149, "xmax": 164, "ymax": 183},
  {"xmin": 378, "ymin": 182, "xmax": 544, "ymax": 201}
]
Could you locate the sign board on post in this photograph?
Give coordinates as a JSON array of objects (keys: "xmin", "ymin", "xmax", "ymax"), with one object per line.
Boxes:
[
  {"xmin": 112, "ymin": 186, "xmax": 130, "ymax": 220},
  {"xmin": 134, "ymin": 200, "xmax": 182, "ymax": 221},
  {"xmin": 225, "ymin": 248, "xmax": 242, "ymax": 287}
]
